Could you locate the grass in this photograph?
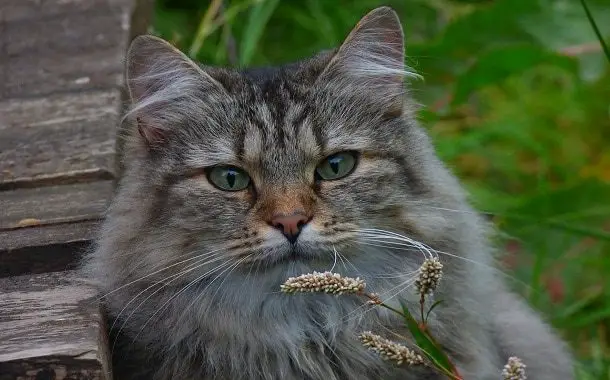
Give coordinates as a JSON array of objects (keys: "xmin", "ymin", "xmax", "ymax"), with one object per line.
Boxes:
[{"xmin": 152, "ymin": 0, "xmax": 610, "ymax": 377}]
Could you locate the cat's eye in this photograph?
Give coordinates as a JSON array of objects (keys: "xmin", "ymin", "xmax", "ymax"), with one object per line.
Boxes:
[
  {"xmin": 207, "ymin": 166, "xmax": 251, "ymax": 191},
  {"xmin": 315, "ymin": 151, "xmax": 358, "ymax": 181}
]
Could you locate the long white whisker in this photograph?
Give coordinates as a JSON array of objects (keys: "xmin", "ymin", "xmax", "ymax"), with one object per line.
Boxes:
[
  {"xmin": 108, "ymin": 250, "xmax": 228, "ymax": 335},
  {"xmin": 357, "ymin": 229, "xmax": 436, "ymax": 258},
  {"xmin": 97, "ymin": 246, "xmax": 228, "ymax": 301},
  {"xmin": 201, "ymin": 254, "xmax": 253, "ymax": 316},
  {"xmin": 360, "ymin": 238, "xmax": 432, "ymax": 258},
  {"xmin": 113, "ymin": 255, "xmax": 230, "ymax": 351},
  {"xmin": 136, "ymin": 258, "xmax": 236, "ymax": 336},
  {"xmin": 337, "ymin": 274, "xmax": 419, "ymax": 327},
  {"xmin": 336, "ymin": 249, "xmax": 359, "ymax": 274},
  {"xmin": 329, "ymin": 245, "xmax": 338, "ymax": 272}
]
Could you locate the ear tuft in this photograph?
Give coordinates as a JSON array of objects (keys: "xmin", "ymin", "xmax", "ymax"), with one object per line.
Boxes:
[
  {"xmin": 136, "ymin": 117, "xmax": 166, "ymax": 147},
  {"xmin": 316, "ymin": 7, "xmax": 415, "ymax": 107},
  {"xmin": 124, "ymin": 35, "xmax": 224, "ymax": 147}
]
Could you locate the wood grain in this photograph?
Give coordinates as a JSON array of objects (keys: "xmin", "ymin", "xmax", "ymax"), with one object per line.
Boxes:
[
  {"xmin": 0, "ymin": 222, "xmax": 98, "ymax": 278},
  {"xmin": 1, "ymin": 0, "xmax": 131, "ymax": 100},
  {"xmin": 0, "ymin": 181, "xmax": 112, "ymax": 230},
  {"xmin": 0, "ymin": 90, "xmax": 120, "ymax": 183},
  {"xmin": 0, "ymin": 182, "xmax": 111, "ymax": 275},
  {"xmin": 0, "ymin": 271, "xmax": 111, "ymax": 379},
  {"xmin": 3, "ymin": 0, "xmax": 128, "ymax": 23},
  {"xmin": 1, "ymin": 48, "xmax": 124, "ymax": 100}
]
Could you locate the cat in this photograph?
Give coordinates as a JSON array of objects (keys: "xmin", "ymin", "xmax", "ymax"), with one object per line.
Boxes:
[{"xmin": 84, "ymin": 6, "xmax": 574, "ymax": 380}]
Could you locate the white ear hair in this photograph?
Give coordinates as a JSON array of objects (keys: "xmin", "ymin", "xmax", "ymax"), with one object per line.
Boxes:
[
  {"xmin": 316, "ymin": 6, "xmax": 420, "ymax": 99},
  {"xmin": 123, "ymin": 35, "xmax": 225, "ymax": 146}
]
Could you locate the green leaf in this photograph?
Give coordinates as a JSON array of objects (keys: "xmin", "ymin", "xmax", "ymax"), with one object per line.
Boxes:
[
  {"xmin": 580, "ymin": 0, "xmax": 610, "ymax": 62},
  {"xmin": 453, "ymin": 45, "xmax": 579, "ymax": 105},
  {"xmin": 239, "ymin": 0, "xmax": 281, "ymax": 66},
  {"xmin": 552, "ymin": 289, "xmax": 603, "ymax": 324},
  {"xmin": 425, "ymin": 300, "xmax": 445, "ymax": 324},
  {"xmin": 400, "ymin": 302, "xmax": 460, "ymax": 379},
  {"xmin": 437, "ymin": 0, "xmax": 540, "ymax": 55}
]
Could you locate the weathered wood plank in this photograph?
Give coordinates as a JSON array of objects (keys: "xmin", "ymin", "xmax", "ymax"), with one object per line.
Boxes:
[
  {"xmin": 3, "ymin": 0, "xmax": 128, "ymax": 23},
  {"xmin": 1, "ymin": 0, "xmax": 130, "ymax": 100},
  {"xmin": 0, "ymin": 90, "xmax": 120, "ymax": 182},
  {"xmin": 0, "ymin": 0, "xmax": 157, "ymax": 377},
  {"xmin": 0, "ymin": 221, "xmax": 98, "ymax": 278},
  {"xmin": 0, "ymin": 271, "xmax": 111, "ymax": 379},
  {"xmin": 0, "ymin": 181, "xmax": 113, "ymax": 230},
  {"xmin": 0, "ymin": 181, "xmax": 111, "ymax": 277},
  {"xmin": 2, "ymin": 47, "xmax": 125, "ymax": 100},
  {"xmin": 4, "ymin": 10, "xmax": 127, "ymax": 58}
]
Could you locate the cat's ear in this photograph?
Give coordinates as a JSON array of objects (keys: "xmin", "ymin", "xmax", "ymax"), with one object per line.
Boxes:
[
  {"xmin": 125, "ymin": 35, "xmax": 224, "ymax": 147},
  {"xmin": 316, "ymin": 7, "xmax": 410, "ymax": 108}
]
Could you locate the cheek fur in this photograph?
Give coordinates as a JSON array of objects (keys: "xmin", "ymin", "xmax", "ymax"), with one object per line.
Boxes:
[
  {"xmin": 315, "ymin": 157, "xmax": 407, "ymax": 221},
  {"xmin": 167, "ymin": 179, "xmax": 253, "ymax": 234}
]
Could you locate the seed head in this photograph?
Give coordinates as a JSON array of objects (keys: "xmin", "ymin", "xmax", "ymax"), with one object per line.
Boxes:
[
  {"xmin": 280, "ymin": 272, "xmax": 365, "ymax": 295},
  {"xmin": 365, "ymin": 293, "xmax": 383, "ymax": 306},
  {"xmin": 501, "ymin": 356, "xmax": 527, "ymax": 380},
  {"xmin": 414, "ymin": 257, "xmax": 443, "ymax": 296},
  {"xmin": 359, "ymin": 331, "xmax": 424, "ymax": 366}
]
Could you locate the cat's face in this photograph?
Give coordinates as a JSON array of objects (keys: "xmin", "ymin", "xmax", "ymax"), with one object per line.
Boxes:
[
  {"xmin": 109, "ymin": 7, "xmax": 459, "ymax": 285},
  {"xmin": 136, "ymin": 73, "xmax": 412, "ymax": 268}
]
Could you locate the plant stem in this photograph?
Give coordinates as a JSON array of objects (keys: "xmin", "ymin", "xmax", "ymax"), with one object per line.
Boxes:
[
  {"xmin": 219, "ymin": 1, "xmax": 238, "ymax": 65},
  {"xmin": 579, "ymin": 0, "xmax": 610, "ymax": 62},
  {"xmin": 361, "ymin": 292, "xmax": 405, "ymax": 317},
  {"xmin": 420, "ymin": 293, "xmax": 426, "ymax": 325},
  {"xmin": 189, "ymin": 0, "xmax": 223, "ymax": 58}
]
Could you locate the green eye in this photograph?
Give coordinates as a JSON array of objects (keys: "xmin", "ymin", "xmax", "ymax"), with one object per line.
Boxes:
[
  {"xmin": 207, "ymin": 166, "xmax": 251, "ymax": 191},
  {"xmin": 315, "ymin": 151, "xmax": 358, "ymax": 180}
]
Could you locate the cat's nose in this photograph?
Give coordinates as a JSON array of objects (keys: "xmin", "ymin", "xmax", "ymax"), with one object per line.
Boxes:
[{"xmin": 269, "ymin": 213, "xmax": 310, "ymax": 244}]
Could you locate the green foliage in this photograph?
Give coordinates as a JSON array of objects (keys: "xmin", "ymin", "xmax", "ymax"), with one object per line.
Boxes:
[
  {"xmin": 153, "ymin": 0, "xmax": 610, "ymax": 377},
  {"xmin": 400, "ymin": 302, "xmax": 461, "ymax": 379}
]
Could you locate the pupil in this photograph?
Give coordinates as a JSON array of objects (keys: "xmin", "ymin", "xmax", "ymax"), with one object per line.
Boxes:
[
  {"xmin": 226, "ymin": 170, "xmax": 236, "ymax": 188},
  {"xmin": 329, "ymin": 157, "xmax": 341, "ymax": 174}
]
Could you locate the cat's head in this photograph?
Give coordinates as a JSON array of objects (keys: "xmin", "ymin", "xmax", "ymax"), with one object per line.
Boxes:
[{"xmin": 100, "ymin": 7, "xmax": 477, "ymax": 288}]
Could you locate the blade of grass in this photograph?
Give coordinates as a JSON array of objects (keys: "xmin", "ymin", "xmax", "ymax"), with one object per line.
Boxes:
[
  {"xmin": 189, "ymin": 0, "xmax": 223, "ymax": 58},
  {"xmin": 400, "ymin": 302, "xmax": 461, "ymax": 379},
  {"xmin": 239, "ymin": 0, "xmax": 281, "ymax": 66},
  {"xmin": 189, "ymin": 0, "xmax": 257, "ymax": 59},
  {"xmin": 425, "ymin": 300, "xmax": 445, "ymax": 324},
  {"xmin": 579, "ymin": 0, "xmax": 610, "ymax": 62},
  {"xmin": 558, "ymin": 304, "xmax": 610, "ymax": 328},
  {"xmin": 552, "ymin": 289, "xmax": 604, "ymax": 323},
  {"xmin": 502, "ymin": 213, "xmax": 610, "ymax": 241}
]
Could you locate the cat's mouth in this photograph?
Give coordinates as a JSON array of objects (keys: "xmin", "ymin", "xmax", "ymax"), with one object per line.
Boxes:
[
  {"xmin": 275, "ymin": 244, "xmax": 317, "ymax": 263},
  {"xmin": 256, "ymin": 242, "xmax": 342, "ymax": 269}
]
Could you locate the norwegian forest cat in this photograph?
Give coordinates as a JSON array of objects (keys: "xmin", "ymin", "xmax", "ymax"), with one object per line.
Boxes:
[{"xmin": 85, "ymin": 6, "xmax": 574, "ymax": 380}]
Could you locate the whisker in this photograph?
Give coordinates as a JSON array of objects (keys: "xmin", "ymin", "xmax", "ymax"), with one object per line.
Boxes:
[
  {"xmin": 133, "ymin": 258, "xmax": 237, "ymax": 340},
  {"xmin": 97, "ymin": 246, "xmax": 228, "ymax": 301},
  {"xmin": 360, "ymin": 238, "xmax": 433, "ymax": 260},
  {"xmin": 201, "ymin": 254, "xmax": 253, "ymax": 316},
  {"xmin": 113, "ymin": 255, "xmax": 230, "ymax": 352},
  {"xmin": 329, "ymin": 245, "xmax": 338, "ymax": 272},
  {"xmin": 108, "ymin": 250, "xmax": 228, "ymax": 335},
  {"xmin": 336, "ymin": 268, "xmax": 420, "ymax": 327},
  {"xmin": 358, "ymin": 241, "xmax": 423, "ymax": 260},
  {"xmin": 173, "ymin": 254, "xmax": 254, "ymax": 329},
  {"xmin": 358, "ymin": 229, "xmax": 527, "ymax": 287},
  {"xmin": 336, "ymin": 249, "xmax": 359, "ymax": 274},
  {"xmin": 357, "ymin": 229, "xmax": 436, "ymax": 258}
]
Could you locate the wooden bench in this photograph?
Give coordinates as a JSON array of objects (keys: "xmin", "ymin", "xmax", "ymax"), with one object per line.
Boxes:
[{"xmin": 0, "ymin": 1, "xmax": 153, "ymax": 378}]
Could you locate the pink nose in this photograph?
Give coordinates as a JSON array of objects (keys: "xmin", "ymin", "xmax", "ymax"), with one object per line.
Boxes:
[{"xmin": 269, "ymin": 213, "xmax": 310, "ymax": 243}]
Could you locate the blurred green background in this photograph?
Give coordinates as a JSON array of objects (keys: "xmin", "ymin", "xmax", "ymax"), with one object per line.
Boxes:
[{"xmin": 151, "ymin": 0, "xmax": 610, "ymax": 377}]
